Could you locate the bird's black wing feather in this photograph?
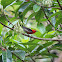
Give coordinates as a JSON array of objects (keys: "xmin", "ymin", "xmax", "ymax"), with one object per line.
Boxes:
[{"xmin": 22, "ymin": 26, "xmax": 33, "ymax": 33}]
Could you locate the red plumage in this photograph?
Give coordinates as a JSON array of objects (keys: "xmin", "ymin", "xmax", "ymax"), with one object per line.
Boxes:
[
  {"xmin": 26, "ymin": 0, "xmax": 30, "ymax": 2},
  {"xmin": 32, "ymin": 30, "xmax": 36, "ymax": 34}
]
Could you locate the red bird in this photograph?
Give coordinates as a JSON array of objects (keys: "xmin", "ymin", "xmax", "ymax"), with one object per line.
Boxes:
[
  {"xmin": 26, "ymin": 0, "xmax": 30, "ymax": 2},
  {"xmin": 20, "ymin": 25, "xmax": 36, "ymax": 34}
]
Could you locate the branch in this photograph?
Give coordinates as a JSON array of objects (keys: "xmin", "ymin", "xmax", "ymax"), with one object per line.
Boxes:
[
  {"xmin": 42, "ymin": 6, "xmax": 60, "ymax": 9},
  {"xmin": 0, "ymin": 21, "xmax": 62, "ymax": 41},
  {"xmin": 33, "ymin": 1, "xmax": 61, "ymax": 9},
  {"xmin": 22, "ymin": 33, "xmax": 62, "ymax": 41},
  {"xmin": 57, "ymin": 0, "xmax": 62, "ymax": 9},
  {"xmin": 42, "ymin": 7, "xmax": 55, "ymax": 30},
  {"xmin": 12, "ymin": 52, "xmax": 25, "ymax": 62},
  {"xmin": 31, "ymin": 57, "xmax": 35, "ymax": 62},
  {"xmin": 0, "ymin": 21, "xmax": 13, "ymax": 30},
  {"xmin": 4, "ymin": 14, "xmax": 13, "ymax": 25}
]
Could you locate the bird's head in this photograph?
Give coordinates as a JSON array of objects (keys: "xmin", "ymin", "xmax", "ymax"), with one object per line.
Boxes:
[{"xmin": 32, "ymin": 30, "xmax": 37, "ymax": 33}]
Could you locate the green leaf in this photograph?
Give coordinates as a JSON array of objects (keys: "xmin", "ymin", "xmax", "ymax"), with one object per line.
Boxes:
[
  {"xmin": 27, "ymin": 12, "xmax": 36, "ymax": 21},
  {"xmin": 21, "ymin": 38, "xmax": 29, "ymax": 43},
  {"xmin": 0, "ymin": 36, "xmax": 3, "ymax": 42},
  {"xmin": 19, "ymin": 12, "xmax": 23, "ymax": 22},
  {"xmin": 34, "ymin": 31, "xmax": 42, "ymax": 37},
  {"xmin": 37, "ymin": 45, "xmax": 43, "ymax": 52},
  {"xmin": 37, "ymin": 41, "xmax": 53, "ymax": 52},
  {"xmin": 2, "ymin": 51, "xmax": 7, "ymax": 62},
  {"xmin": 20, "ymin": 42, "xmax": 39, "ymax": 45},
  {"xmin": 18, "ymin": 2, "xmax": 34, "ymax": 22},
  {"xmin": 0, "ymin": 15, "xmax": 7, "ymax": 24},
  {"xmin": 2, "ymin": 50, "xmax": 12, "ymax": 62},
  {"xmin": 43, "ymin": 41, "xmax": 54, "ymax": 48},
  {"xmin": 27, "ymin": 45, "xmax": 37, "ymax": 52},
  {"xmin": 13, "ymin": 1, "xmax": 23, "ymax": 5},
  {"xmin": 0, "ymin": 55, "xmax": 2, "ymax": 62},
  {"xmin": 55, "ymin": 18, "xmax": 62, "ymax": 28},
  {"xmin": 16, "ymin": 2, "xmax": 31, "ymax": 16},
  {"xmin": 55, "ymin": 11, "xmax": 62, "ymax": 28},
  {"xmin": 12, "ymin": 20, "xmax": 19, "ymax": 25},
  {"xmin": 19, "ymin": 3, "xmax": 30, "ymax": 22},
  {"xmin": 35, "ymin": 10, "xmax": 44, "ymax": 22},
  {"xmin": 14, "ymin": 43, "xmax": 27, "ymax": 51},
  {"xmin": 0, "ymin": 24, "xmax": 3, "ymax": 34},
  {"xmin": 44, "ymin": 31, "xmax": 56, "ymax": 38},
  {"xmin": 55, "ymin": 44, "xmax": 62, "ymax": 48},
  {"xmin": 7, "ymin": 50, "xmax": 12, "ymax": 62},
  {"xmin": 37, "ymin": 23, "xmax": 46, "ymax": 34},
  {"xmin": 22, "ymin": 2, "xmax": 35, "ymax": 16},
  {"xmin": 18, "ymin": 3, "xmax": 30, "ymax": 13},
  {"xmin": 33, "ymin": 4, "xmax": 41, "ymax": 12},
  {"xmin": 46, "ymin": 24, "xmax": 52, "ymax": 32},
  {"xmin": 40, "ymin": 18, "xmax": 47, "ymax": 22},
  {"xmin": 52, "ymin": 44, "xmax": 62, "ymax": 50},
  {"xmin": 1, "ymin": 0, "xmax": 15, "ymax": 8},
  {"xmin": 41, "ymin": 53, "xmax": 58, "ymax": 58},
  {"xmin": 13, "ymin": 50, "xmax": 25, "ymax": 60},
  {"xmin": 49, "ymin": 11, "xmax": 62, "ymax": 28},
  {"xmin": 25, "ymin": 57, "xmax": 32, "ymax": 61}
]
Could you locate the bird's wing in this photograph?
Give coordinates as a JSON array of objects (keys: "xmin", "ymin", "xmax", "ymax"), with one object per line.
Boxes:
[{"xmin": 22, "ymin": 26, "xmax": 33, "ymax": 33}]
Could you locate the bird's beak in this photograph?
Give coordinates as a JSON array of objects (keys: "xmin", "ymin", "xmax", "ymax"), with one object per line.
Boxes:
[{"xmin": 36, "ymin": 31, "xmax": 38, "ymax": 32}]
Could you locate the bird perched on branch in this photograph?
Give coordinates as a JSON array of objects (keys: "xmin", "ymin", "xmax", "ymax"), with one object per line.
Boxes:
[
  {"xmin": 26, "ymin": 0, "xmax": 30, "ymax": 2},
  {"xmin": 20, "ymin": 25, "xmax": 36, "ymax": 34}
]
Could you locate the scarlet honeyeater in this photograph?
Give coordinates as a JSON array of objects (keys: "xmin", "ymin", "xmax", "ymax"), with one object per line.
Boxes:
[
  {"xmin": 20, "ymin": 25, "xmax": 36, "ymax": 34},
  {"xmin": 26, "ymin": 0, "xmax": 30, "ymax": 2}
]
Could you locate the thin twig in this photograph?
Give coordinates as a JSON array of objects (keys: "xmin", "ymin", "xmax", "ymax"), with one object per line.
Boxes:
[
  {"xmin": 57, "ymin": 0, "xmax": 62, "ymax": 9},
  {"xmin": 12, "ymin": 52, "xmax": 25, "ymax": 62},
  {"xmin": 0, "ymin": 21, "xmax": 14, "ymax": 30},
  {"xmin": 22, "ymin": 33, "xmax": 62, "ymax": 41},
  {"xmin": 33, "ymin": 1, "xmax": 61, "ymax": 9},
  {"xmin": 42, "ymin": 7, "xmax": 55, "ymax": 30},
  {"xmin": 42, "ymin": 6, "xmax": 60, "ymax": 9},
  {"xmin": 4, "ymin": 14, "xmax": 13, "ymax": 25},
  {"xmin": 31, "ymin": 57, "xmax": 35, "ymax": 62}
]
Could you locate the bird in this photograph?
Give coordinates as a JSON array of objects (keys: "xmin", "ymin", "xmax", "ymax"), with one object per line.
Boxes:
[
  {"xmin": 20, "ymin": 25, "xmax": 36, "ymax": 34},
  {"xmin": 26, "ymin": 0, "xmax": 30, "ymax": 2}
]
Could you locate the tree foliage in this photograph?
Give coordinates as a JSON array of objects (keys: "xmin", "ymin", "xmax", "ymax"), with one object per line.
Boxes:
[{"xmin": 0, "ymin": 0, "xmax": 62, "ymax": 62}]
